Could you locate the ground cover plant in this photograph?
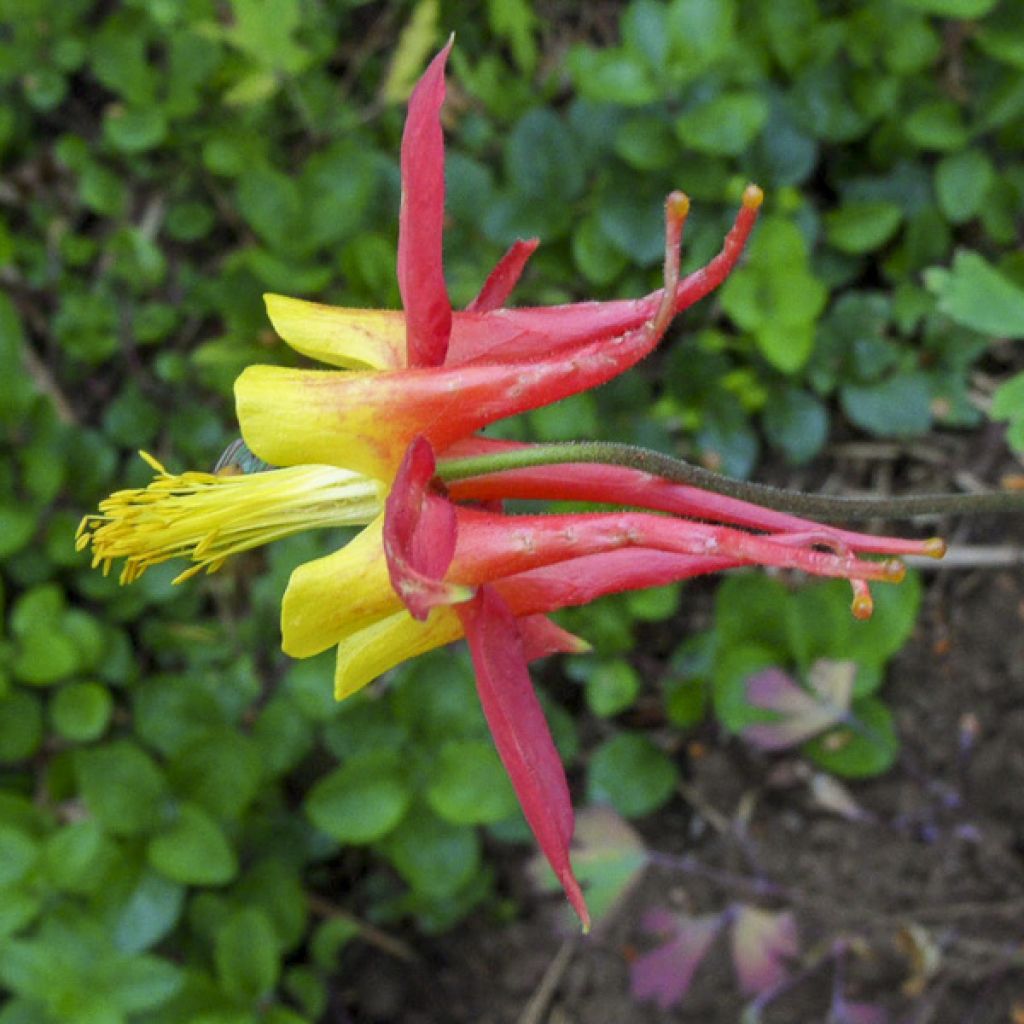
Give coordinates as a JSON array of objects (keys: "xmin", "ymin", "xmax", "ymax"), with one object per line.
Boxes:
[{"xmin": 2, "ymin": 0, "xmax": 1024, "ymax": 1021}]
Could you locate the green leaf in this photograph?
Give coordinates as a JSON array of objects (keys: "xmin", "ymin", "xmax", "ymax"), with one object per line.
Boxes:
[
  {"xmin": 715, "ymin": 574, "xmax": 791, "ymax": 653},
  {"xmin": 45, "ymin": 820, "xmax": 110, "ymax": 894},
  {"xmin": 803, "ymin": 698, "xmax": 899, "ymax": 778},
  {"xmin": 712, "ymin": 643, "xmax": 783, "ymax": 733},
  {"xmin": 223, "ymin": 70, "xmax": 279, "ymax": 106},
  {"xmin": 167, "ymin": 730, "xmax": 263, "ymax": 820},
  {"xmin": 721, "ymin": 217, "xmax": 827, "ymax": 371},
  {"xmin": 382, "ymin": 804, "xmax": 480, "ymax": 899},
  {"xmin": 109, "ymin": 954, "xmax": 183, "ymax": 1014},
  {"xmin": 825, "ymin": 202, "xmax": 903, "ymax": 254},
  {"xmin": 382, "ymin": 0, "xmax": 441, "ymax": 103},
  {"xmin": 572, "ymin": 214, "xmax": 629, "ymax": 286},
  {"xmin": 76, "ymin": 741, "xmax": 168, "ymax": 835},
  {"xmin": 299, "ymin": 142, "xmax": 376, "ymax": 251},
  {"xmin": 487, "ymin": 0, "xmax": 538, "ymax": 73},
  {"xmin": 505, "ymin": 109, "xmax": 585, "ymax": 201},
  {"xmin": 236, "ymin": 165, "xmax": 302, "ymax": 248},
  {"xmin": 585, "ymin": 659, "xmax": 641, "ymax": 717},
  {"xmin": 675, "ymin": 92, "xmax": 769, "ymax": 156},
  {"xmin": 930, "ymin": 250, "xmax": 1024, "ymax": 337},
  {"xmin": 666, "ymin": 0, "xmax": 737, "ymax": 79},
  {"xmin": 904, "ymin": 100, "xmax": 968, "ymax": 151},
  {"xmin": 215, "ymin": 908, "xmax": 280, "ymax": 1003},
  {"xmin": 133, "ymin": 675, "xmax": 227, "ymax": 758},
  {"xmin": 568, "ymin": 47, "xmax": 658, "ymax": 106},
  {"xmin": 841, "ymin": 372, "xmax": 933, "ymax": 437},
  {"xmin": 111, "ymin": 870, "xmax": 184, "ymax": 954},
  {"xmin": 586, "ymin": 733, "xmax": 678, "ymax": 818},
  {"xmin": 664, "ymin": 675, "xmax": 708, "ymax": 728},
  {"xmin": 0, "ymin": 691, "xmax": 43, "ymax": 763},
  {"xmin": 844, "ymin": 571, "xmax": 923, "ymax": 672},
  {"xmin": 895, "ymin": 0, "xmax": 998, "ymax": 15},
  {"xmin": 615, "ymin": 115, "xmax": 677, "ymax": 171},
  {"xmin": 147, "ymin": 802, "xmax": 238, "ymax": 885},
  {"xmin": 934, "ymin": 150, "xmax": 995, "ymax": 223},
  {"xmin": 223, "ymin": 0, "xmax": 310, "ymax": 73},
  {"xmin": 762, "ymin": 388, "xmax": 828, "ymax": 464},
  {"xmin": 0, "ymin": 506, "xmax": 35, "ymax": 559},
  {"xmin": 426, "ymin": 740, "xmax": 518, "ymax": 825},
  {"xmin": 992, "ymin": 373, "xmax": 1024, "ymax": 423},
  {"xmin": 305, "ymin": 751, "xmax": 411, "ymax": 844},
  {"xmin": 0, "ymin": 826, "xmax": 37, "ymax": 887},
  {"xmin": 0, "ymin": 294, "xmax": 36, "ymax": 423},
  {"xmin": 784, "ymin": 581, "xmax": 853, "ymax": 671},
  {"xmin": 51, "ymin": 682, "xmax": 113, "ymax": 742},
  {"xmin": 104, "ymin": 106, "xmax": 167, "ymax": 153}
]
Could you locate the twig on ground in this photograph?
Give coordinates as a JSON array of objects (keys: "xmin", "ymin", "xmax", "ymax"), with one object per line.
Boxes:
[
  {"xmin": 307, "ymin": 893, "xmax": 421, "ymax": 965},
  {"xmin": 516, "ymin": 937, "xmax": 578, "ymax": 1024}
]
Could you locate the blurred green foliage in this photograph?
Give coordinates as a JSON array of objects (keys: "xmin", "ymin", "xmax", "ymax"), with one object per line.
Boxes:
[{"xmin": 1, "ymin": 0, "xmax": 1022, "ymax": 1018}]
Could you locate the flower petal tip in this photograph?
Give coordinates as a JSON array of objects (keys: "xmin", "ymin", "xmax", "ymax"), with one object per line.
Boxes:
[
  {"xmin": 924, "ymin": 537, "xmax": 946, "ymax": 559},
  {"xmin": 564, "ymin": 877, "xmax": 591, "ymax": 934},
  {"xmin": 743, "ymin": 183, "xmax": 764, "ymax": 210}
]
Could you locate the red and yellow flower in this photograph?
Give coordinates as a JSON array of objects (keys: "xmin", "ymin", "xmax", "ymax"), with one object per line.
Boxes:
[{"xmin": 79, "ymin": 43, "xmax": 944, "ymax": 931}]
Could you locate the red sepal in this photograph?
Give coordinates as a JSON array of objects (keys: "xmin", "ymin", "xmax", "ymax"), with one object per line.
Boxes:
[
  {"xmin": 466, "ymin": 238, "xmax": 539, "ymax": 314},
  {"xmin": 457, "ymin": 586, "xmax": 590, "ymax": 931},
  {"xmin": 398, "ymin": 41, "xmax": 453, "ymax": 368}
]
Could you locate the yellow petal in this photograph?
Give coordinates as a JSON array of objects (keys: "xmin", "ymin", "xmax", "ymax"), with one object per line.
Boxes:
[
  {"xmin": 264, "ymin": 294, "xmax": 407, "ymax": 371},
  {"xmin": 235, "ymin": 365, "xmax": 413, "ymax": 478},
  {"xmin": 281, "ymin": 516, "xmax": 406, "ymax": 658},
  {"xmin": 334, "ymin": 606, "xmax": 463, "ymax": 700}
]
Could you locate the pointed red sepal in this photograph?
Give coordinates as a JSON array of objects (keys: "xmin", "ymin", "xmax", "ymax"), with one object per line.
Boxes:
[
  {"xmin": 466, "ymin": 238, "xmax": 540, "ymax": 313},
  {"xmin": 457, "ymin": 586, "xmax": 590, "ymax": 930},
  {"xmin": 383, "ymin": 436, "xmax": 468, "ymax": 620},
  {"xmin": 398, "ymin": 41, "xmax": 453, "ymax": 368},
  {"xmin": 518, "ymin": 614, "xmax": 591, "ymax": 660}
]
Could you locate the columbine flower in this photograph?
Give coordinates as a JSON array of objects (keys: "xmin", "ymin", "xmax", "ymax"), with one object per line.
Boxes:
[{"xmin": 78, "ymin": 41, "xmax": 942, "ymax": 931}]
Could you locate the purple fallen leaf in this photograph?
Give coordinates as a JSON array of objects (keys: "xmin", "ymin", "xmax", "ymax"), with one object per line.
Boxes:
[
  {"xmin": 806, "ymin": 659, "xmax": 856, "ymax": 708},
  {"xmin": 731, "ymin": 906, "xmax": 799, "ymax": 996},
  {"xmin": 742, "ymin": 664, "xmax": 851, "ymax": 752},
  {"xmin": 631, "ymin": 910, "xmax": 723, "ymax": 1010}
]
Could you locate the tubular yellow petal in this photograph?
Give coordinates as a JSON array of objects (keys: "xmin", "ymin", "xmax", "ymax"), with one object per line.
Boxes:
[
  {"xmin": 264, "ymin": 295, "xmax": 408, "ymax": 371},
  {"xmin": 236, "ymin": 365, "xmax": 413, "ymax": 478},
  {"xmin": 281, "ymin": 515, "xmax": 407, "ymax": 657},
  {"xmin": 334, "ymin": 606, "xmax": 463, "ymax": 700}
]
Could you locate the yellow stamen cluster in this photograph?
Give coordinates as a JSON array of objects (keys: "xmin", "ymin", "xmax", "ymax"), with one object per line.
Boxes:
[{"xmin": 76, "ymin": 452, "xmax": 383, "ymax": 585}]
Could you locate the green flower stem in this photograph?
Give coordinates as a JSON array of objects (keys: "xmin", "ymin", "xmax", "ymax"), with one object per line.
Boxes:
[{"xmin": 437, "ymin": 441, "xmax": 1024, "ymax": 522}]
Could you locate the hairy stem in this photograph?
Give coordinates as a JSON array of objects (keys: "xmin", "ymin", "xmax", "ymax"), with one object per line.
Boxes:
[{"xmin": 437, "ymin": 441, "xmax": 1024, "ymax": 522}]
